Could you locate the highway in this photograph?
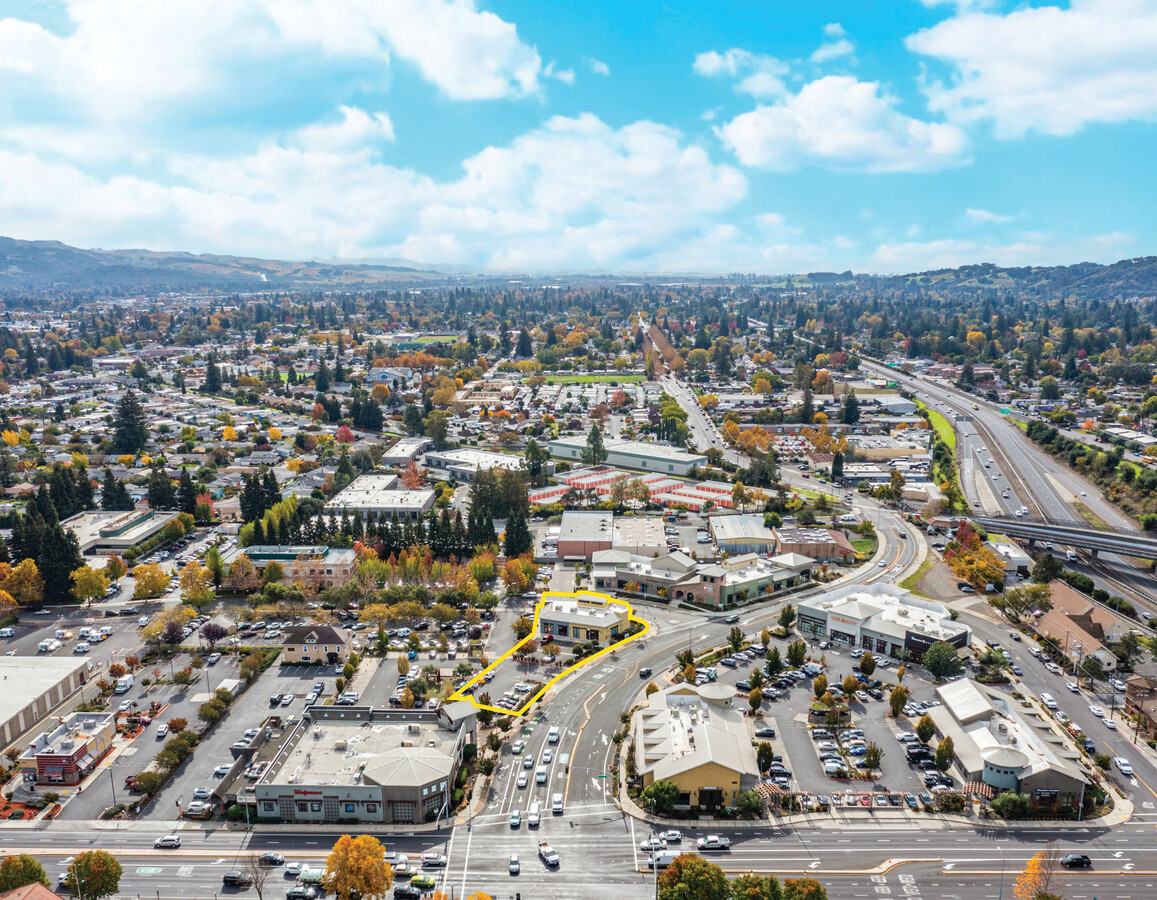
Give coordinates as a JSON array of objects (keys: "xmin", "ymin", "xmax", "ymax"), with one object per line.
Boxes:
[{"xmin": 862, "ymin": 360, "xmax": 1157, "ymax": 609}]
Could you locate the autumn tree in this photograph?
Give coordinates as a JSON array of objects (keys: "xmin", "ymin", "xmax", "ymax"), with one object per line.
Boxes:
[
  {"xmin": 889, "ymin": 685, "xmax": 910, "ymax": 717},
  {"xmin": 66, "ymin": 850, "xmax": 123, "ymax": 900},
  {"xmin": 783, "ymin": 877, "xmax": 829, "ymax": 900},
  {"xmin": 324, "ymin": 834, "xmax": 391, "ymax": 900},
  {"xmin": 104, "ymin": 555, "xmax": 127, "ymax": 582},
  {"xmin": 0, "ymin": 854, "xmax": 49, "ymax": 892},
  {"xmin": 916, "ymin": 715, "xmax": 936, "ymax": 744},
  {"xmin": 131, "ymin": 562, "xmax": 169, "ymax": 599},
  {"xmin": 4, "ymin": 559, "xmax": 43, "ymax": 606},
  {"xmin": 70, "ymin": 564, "xmax": 109, "ymax": 606},
  {"xmin": 656, "ymin": 853, "xmax": 729, "ymax": 900},
  {"xmin": 179, "ymin": 560, "xmax": 216, "ymax": 610},
  {"xmin": 935, "ymin": 736, "xmax": 955, "ymax": 772},
  {"xmin": 401, "ymin": 460, "xmax": 427, "ymax": 490},
  {"xmin": 1012, "ymin": 848, "xmax": 1063, "ymax": 900},
  {"xmin": 858, "ymin": 652, "xmax": 876, "ymax": 677}
]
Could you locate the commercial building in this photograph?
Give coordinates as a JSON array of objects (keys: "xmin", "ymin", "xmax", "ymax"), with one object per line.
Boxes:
[
  {"xmin": 1033, "ymin": 579, "xmax": 1124, "ymax": 675},
  {"xmin": 986, "ymin": 540, "xmax": 1034, "ymax": 578},
  {"xmin": 846, "ymin": 433, "xmax": 932, "ymax": 461},
  {"xmin": 709, "ymin": 514, "xmax": 776, "ymax": 556},
  {"xmin": 611, "ymin": 517, "xmax": 667, "ymax": 557},
  {"xmin": 253, "ymin": 703, "xmax": 476, "ymax": 825},
  {"xmin": 591, "ymin": 549, "xmax": 812, "ymax": 609},
  {"xmin": 774, "ymin": 526, "xmax": 855, "ymax": 562},
  {"xmin": 0, "ymin": 657, "xmax": 94, "ymax": 748},
  {"xmin": 422, "ymin": 448, "xmax": 549, "ymax": 482},
  {"xmin": 557, "ymin": 511, "xmax": 613, "ymax": 560},
  {"xmin": 633, "ymin": 683, "xmax": 759, "ymax": 812},
  {"xmin": 537, "ymin": 593, "xmax": 631, "ymax": 644},
  {"xmin": 797, "ymin": 583, "xmax": 971, "ymax": 660},
  {"xmin": 528, "ymin": 465, "xmax": 734, "ymax": 512},
  {"xmin": 1124, "ymin": 675, "xmax": 1157, "ymax": 738},
  {"xmin": 547, "ymin": 437, "xmax": 707, "ymax": 477},
  {"xmin": 19, "ymin": 712, "xmax": 116, "ymax": 786},
  {"xmin": 381, "ymin": 437, "xmax": 432, "ymax": 467},
  {"xmin": 222, "ymin": 545, "xmax": 356, "ymax": 592},
  {"xmin": 325, "ymin": 474, "xmax": 435, "ymax": 523},
  {"xmin": 927, "ymin": 679, "xmax": 1088, "ymax": 812},
  {"xmin": 280, "ymin": 625, "xmax": 354, "ymax": 665},
  {"xmin": 62, "ymin": 508, "xmax": 181, "ymax": 556}
]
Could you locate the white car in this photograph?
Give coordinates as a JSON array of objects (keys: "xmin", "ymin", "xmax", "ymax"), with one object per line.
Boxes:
[
  {"xmin": 1104, "ymin": 719, "xmax": 1118, "ymax": 731},
  {"xmin": 639, "ymin": 837, "xmax": 668, "ymax": 852},
  {"xmin": 517, "ymin": 772, "xmax": 528, "ymax": 789},
  {"xmin": 192, "ymin": 786, "xmax": 212, "ymax": 800},
  {"xmin": 658, "ymin": 829, "xmax": 682, "ymax": 842},
  {"xmin": 509, "ymin": 853, "xmax": 519, "ymax": 875},
  {"xmin": 284, "ymin": 862, "xmax": 305, "ymax": 877},
  {"xmin": 1115, "ymin": 757, "xmax": 1134, "ymax": 776},
  {"xmin": 1088, "ymin": 705, "xmax": 1104, "ymax": 718},
  {"xmin": 1066, "ymin": 682, "xmax": 1080, "ymax": 693}
]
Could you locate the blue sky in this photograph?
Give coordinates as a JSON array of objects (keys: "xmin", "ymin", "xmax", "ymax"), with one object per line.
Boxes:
[{"xmin": 0, "ymin": 0, "xmax": 1155, "ymax": 273}]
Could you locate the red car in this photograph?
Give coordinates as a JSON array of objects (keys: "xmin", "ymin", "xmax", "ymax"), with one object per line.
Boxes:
[{"xmin": 540, "ymin": 634, "xmax": 553, "ymax": 644}]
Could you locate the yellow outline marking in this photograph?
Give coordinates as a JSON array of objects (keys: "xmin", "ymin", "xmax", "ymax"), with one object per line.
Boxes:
[{"xmin": 449, "ymin": 590, "xmax": 651, "ymax": 717}]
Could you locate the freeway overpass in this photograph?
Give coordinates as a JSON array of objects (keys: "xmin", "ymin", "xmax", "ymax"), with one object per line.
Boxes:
[{"xmin": 971, "ymin": 514, "xmax": 1157, "ymax": 563}]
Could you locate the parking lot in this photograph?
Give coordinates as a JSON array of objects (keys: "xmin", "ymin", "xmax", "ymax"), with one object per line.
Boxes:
[{"xmin": 700, "ymin": 631, "xmax": 964, "ymax": 800}]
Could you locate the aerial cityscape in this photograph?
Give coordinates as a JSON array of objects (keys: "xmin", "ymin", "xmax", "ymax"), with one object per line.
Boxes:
[{"xmin": 1, "ymin": 3, "xmax": 1156, "ymax": 900}]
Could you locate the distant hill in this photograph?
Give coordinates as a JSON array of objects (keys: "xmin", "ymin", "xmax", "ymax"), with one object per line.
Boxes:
[
  {"xmin": 0, "ymin": 237, "xmax": 455, "ymax": 291},
  {"xmin": 1, "ymin": 236, "xmax": 1155, "ymax": 297}
]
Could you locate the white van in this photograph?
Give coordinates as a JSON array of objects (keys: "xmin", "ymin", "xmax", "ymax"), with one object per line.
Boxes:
[
  {"xmin": 1066, "ymin": 550, "xmax": 1078, "ymax": 561},
  {"xmin": 73, "ymin": 642, "xmax": 91, "ymax": 654},
  {"xmin": 551, "ymin": 792, "xmax": 564, "ymax": 814},
  {"xmin": 38, "ymin": 639, "xmax": 53, "ymax": 652},
  {"xmin": 547, "ymin": 726, "xmax": 560, "ymax": 744},
  {"xmin": 527, "ymin": 801, "xmax": 541, "ymax": 827},
  {"xmin": 0, "ymin": 628, "xmax": 14, "ymax": 638},
  {"xmin": 535, "ymin": 766, "xmax": 547, "ymax": 785},
  {"xmin": 115, "ymin": 674, "xmax": 134, "ymax": 694},
  {"xmin": 1040, "ymin": 692, "xmax": 1057, "ymax": 710}
]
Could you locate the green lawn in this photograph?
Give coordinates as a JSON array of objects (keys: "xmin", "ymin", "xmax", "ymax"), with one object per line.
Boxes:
[
  {"xmin": 540, "ymin": 374, "xmax": 644, "ymax": 384},
  {"xmin": 899, "ymin": 559, "xmax": 934, "ymax": 595},
  {"xmin": 917, "ymin": 399, "xmax": 956, "ymax": 452}
]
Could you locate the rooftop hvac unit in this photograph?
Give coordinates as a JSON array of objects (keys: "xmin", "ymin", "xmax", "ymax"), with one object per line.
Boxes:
[
  {"xmin": 334, "ymin": 739, "xmax": 348, "ymax": 751},
  {"xmin": 998, "ymin": 723, "xmax": 1008, "ymax": 733},
  {"xmin": 401, "ymin": 740, "xmax": 413, "ymax": 748},
  {"xmin": 408, "ymin": 724, "xmax": 421, "ymax": 733},
  {"xmin": 1010, "ymin": 737, "xmax": 1018, "ymax": 744},
  {"xmin": 313, "ymin": 727, "xmax": 322, "ymax": 739}
]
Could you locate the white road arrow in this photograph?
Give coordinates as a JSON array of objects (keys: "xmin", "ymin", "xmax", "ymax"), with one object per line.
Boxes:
[
  {"xmin": 808, "ymin": 861, "xmax": 821, "ymax": 869},
  {"xmin": 1124, "ymin": 863, "xmax": 1135, "ymax": 870},
  {"xmin": 943, "ymin": 864, "xmax": 955, "ymax": 871},
  {"xmin": 1114, "ymin": 851, "xmax": 1124, "ymax": 858}
]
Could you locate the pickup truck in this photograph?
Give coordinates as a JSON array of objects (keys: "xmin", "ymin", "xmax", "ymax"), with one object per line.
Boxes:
[
  {"xmin": 696, "ymin": 835, "xmax": 732, "ymax": 851},
  {"xmin": 537, "ymin": 842, "xmax": 560, "ymax": 866}
]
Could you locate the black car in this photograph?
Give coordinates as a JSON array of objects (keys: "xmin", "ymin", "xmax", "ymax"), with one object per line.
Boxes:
[
  {"xmin": 222, "ymin": 872, "xmax": 254, "ymax": 887},
  {"xmin": 754, "ymin": 726, "xmax": 777, "ymax": 738},
  {"xmin": 1061, "ymin": 854, "xmax": 1092, "ymax": 869},
  {"xmin": 394, "ymin": 887, "xmax": 423, "ymax": 899},
  {"xmin": 639, "ymin": 668, "xmax": 652, "ymax": 679},
  {"xmin": 258, "ymin": 852, "xmax": 284, "ymax": 866},
  {"xmin": 724, "ymin": 615, "xmax": 740, "ymax": 624},
  {"xmin": 866, "ymin": 688, "xmax": 884, "ymax": 700}
]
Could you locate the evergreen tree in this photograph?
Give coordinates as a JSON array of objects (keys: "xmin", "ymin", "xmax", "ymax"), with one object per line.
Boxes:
[
  {"xmin": 146, "ymin": 469, "xmax": 177, "ymax": 510},
  {"xmin": 841, "ymin": 391, "xmax": 860, "ymax": 425},
  {"xmin": 49, "ymin": 466, "xmax": 77, "ymax": 520},
  {"xmin": 581, "ymin": 424, "xmax": 608, "ymax": 467},
  {"xmin": 203, "ymin": 353, "xmax": 222, "ymax": 393},
  {"xmin": 800, "ymin": 387, "xmax": 815, "ymax": 425},
  {"xmin": 74, "ymin": 467, "xmax": 95, "ymax": 511},
  {"xmin": 0, "ymin": 536, "xmax": 9, "ymax": 564},
  {"xmin": 177, "ymin": 469, "xmax": 197, "ymax": 516},
  {"xmin": 263, "ymin": 471, "xmax": 281, "ymax": 511},
  {"xmin": 403, "ymin": 404, "xmax": 424, "ymax": 436},
  {"xmin": 112, "ymin": 390, "xmax": 148, "ymax": 453},
  {"xmin": 40, "ymin": 524, "xmax": 83, "ymax": 603},
  {"xmin": 516, "ymin": 327, "xmax": 533, "ymax": 358},
  {"xmin": 315, "ymin": 360, "xmax": 331, "ymax": 392},
  {"xmin": 35, "ymin": 484, "xmax": 58, "ymax": 527},
  {"xmin": 251, "ymin": 519, "xmax": 266, "ymax": 545},
  {"xmin": 504, "ymin": 508, "xmax": 532, "ymax": 557},
  {"xmin": 831, "ymin": 451, "xmax": 844, "ymax": 480}
]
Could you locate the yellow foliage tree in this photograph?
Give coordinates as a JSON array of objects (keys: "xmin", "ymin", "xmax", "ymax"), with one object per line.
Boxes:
[
  {"xmin": 131, "ymin": 563, "xmax": 170, "ymax": 599},
  {"xmin": 324, "ymin": 834, "xmax": 392, "ymax": 900},
  {"xmin": 4, "ymin": 559, "xmax": 43, "ymax": 606},
  {"xmin": 0, "ymin": 589, "xmax": 16, "ymax": 619},
  {"xmin": 1012, "ymin": 850, "xmax": 1061, "ymax": 900},
  {"xmin": 104, "ymin": 556, "xmax": 128, "ymax": 582},
  {"xmin": 268, "ymin": 427, "xmax": 282, "ymax": 441},
  {"xmin": 0, "ymin": 430, "xmax": 17, "ymax": 447},
  {"xmin": 70, "ymin": 565, "xmax": 109, "ymax": 606},
  {"xmin": 223, "ymin": 426, "xmax": 238, "ymax": 441}
]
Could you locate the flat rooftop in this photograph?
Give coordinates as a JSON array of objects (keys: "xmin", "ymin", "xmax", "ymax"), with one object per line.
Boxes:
[
  {"xmin": 710, "ymin": 514, "xmax": 775, "ymax": 542},
  {"xmin": 559, "ymin": 511, "xmax": 612, "ymax": 542},
  {"xmin": 62, "ymin": 509, "xmax": 179, "ymax": 552},
  {"xmin": 0, "ymin": 657, "xmax": 90, "ymax": 724},
  {"xmin": 425, "ymin": 448, "xmax": 525, "ymax": 470},
  {"xmin": 325, "ymin": 475, "xmax": 435, "ymax": 511},
  {"xmin": 264, "ymin": 718, "xmax": 458, "ymax": 788}
]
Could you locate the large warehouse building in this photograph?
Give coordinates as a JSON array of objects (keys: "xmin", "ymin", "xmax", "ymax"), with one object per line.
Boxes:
[
  {"xmin": 325, "ymin": 474, "xmax": 436, "ymax": 523},
  {"xmin": 0, "ymin": 656, "xmax": 94, "ymax": 748},
  {"xmin": 547, "ymin": 438, "xmax": 707, "ymax": 477}
]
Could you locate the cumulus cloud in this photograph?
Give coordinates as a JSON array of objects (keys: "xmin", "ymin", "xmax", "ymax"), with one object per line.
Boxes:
[
  {"xmin": 907, "ymin": 0, "xmax": 1157, "ymax": 138},
  {"xmin": 693, "ymin": 48, "xmax": 789, "ymax": 99},
  {"xmin": 586, "ymin": 57, "xmax": 610, "ymax": 76},
  {"xmin": 811, "ymin": 23, "xmax": 855, "ymax": 63},
  {"xmin": 716, "ymin": 75, "xmax": 967, "ymax": 172},
  {"xmin": 0, "ymin": 110, "xmax": 750, "ymax": 271},
  {"xmin": 0, "ymin": 0, "xmax": 544, "ymax": 126}
]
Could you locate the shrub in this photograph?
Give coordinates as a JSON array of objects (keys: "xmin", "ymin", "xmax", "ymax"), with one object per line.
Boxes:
[{"xmin": 938, "ymin": 794, "xmax": 966, "ymax": 813}]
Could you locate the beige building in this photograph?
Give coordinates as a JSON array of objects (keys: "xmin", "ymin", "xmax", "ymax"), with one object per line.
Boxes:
[
  {"xmin": 280, "ymin": 625, "xmax": 353, "ymax": 665},
  {"xmin": 633, "ymin": 683, "xmax": 759, "ymax": 812},
  {"xmin": 223, "ymin": 545, "xmax": 357, "ymax": 593},
  {"xmin": 537, "ymin": 593, "xmax": 631, "ymax": 644},
  {"xmin": 0, "ymin": 657, "xmax": 93, "ymax": 748}
]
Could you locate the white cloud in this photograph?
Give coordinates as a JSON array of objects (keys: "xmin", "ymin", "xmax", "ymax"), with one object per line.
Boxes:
[
  {"xmin": 693, "ymin": 48, "xmax": 788, "ymax": 99},
  {"xmin": 964, "ymin": 207, "xmax": 1013, "ymax": 225},
  {"xmin": 811, "ymin": 22, "xmax": 855, "ymax": 63},
  {"xmin": 716, "ymin": 75, "xmax": 967, "ymax": 172},
  {"xmin": 872, "ymin": 231, "xmax": 1134, "ymax": 271},
  {"xmin": 0, "ymin": 0, "xmax": 544, "ymax": 126},
  {"xmin": 586, "ymin": 57, "xmax": 610, "ymax": 76},
  {"xmin": 544, "ymin": 61, "xmax": 575, "ymax": 85},
  {"xmin": 915, "ymin": 0, "xmax": 996, "ymax": 9},
  {"xmin": 0, "ymin": 110, "xmax": 750, "ymax": 272},
  {"xmin": 907, "ymin": 0, "xmax": 1157, "ymax": 138}
]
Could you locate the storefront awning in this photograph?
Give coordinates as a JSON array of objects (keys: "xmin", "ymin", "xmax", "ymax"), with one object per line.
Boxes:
[{"xmin": 78, "ymin": 754, "xmax": 95, "ymax": 769}]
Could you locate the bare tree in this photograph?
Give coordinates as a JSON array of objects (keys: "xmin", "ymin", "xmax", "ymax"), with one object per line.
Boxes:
[{"xmin": 240, "ymin": 854, "xmax": 272, "ymax": 900}]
